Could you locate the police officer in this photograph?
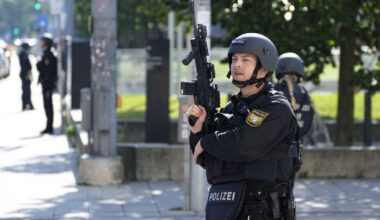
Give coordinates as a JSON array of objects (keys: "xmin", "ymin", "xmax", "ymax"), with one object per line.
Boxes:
[
  {"xmin": 186, "ymin": 33, "xmax": 298, "ymax": 219},
  {"xmin": 274, "ymin": 52, "xmax": 315, "ymax": 140},
  {"xmin": 37, "ymin": 35, "xmax": 57, "ymax": 134},
  {"xmin": 18, "ymin": 42, "xmax": 34, "ymax": 110}
]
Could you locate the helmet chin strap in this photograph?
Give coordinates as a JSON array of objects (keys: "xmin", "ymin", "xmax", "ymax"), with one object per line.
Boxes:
[{"xmin": 227, "ymin": 61, "xmax": 268, "ymax": 89}]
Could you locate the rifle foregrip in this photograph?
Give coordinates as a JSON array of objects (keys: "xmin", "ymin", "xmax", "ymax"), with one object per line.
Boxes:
[
  {"xmin": 182, "ymin": 51, "xmax": 193, "ymax": 66},
  {"xmin": 188, "ymin": 115, "xmax": 198, "ymax": 126}
]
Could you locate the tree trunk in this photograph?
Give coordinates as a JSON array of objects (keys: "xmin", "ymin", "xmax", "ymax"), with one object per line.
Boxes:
[{"xmin": 335, "ymin": 25, "xmax": 356, "ymax": 146}]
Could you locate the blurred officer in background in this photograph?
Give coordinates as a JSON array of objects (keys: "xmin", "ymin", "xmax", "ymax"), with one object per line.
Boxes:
[
  {"xmin": 186, "ymin": 33, "xmax": 299, "ymax": 220},
  {"xmin": 274, "ymin": 52, "xmax": 315, "ymax": 140},
  {"xmin": 18, "ymin": 42, "xmax": 34, "ymax": 110},
  {"xmin": 37, "ymin": 34, "xmax": 57, "ymax": 134}
]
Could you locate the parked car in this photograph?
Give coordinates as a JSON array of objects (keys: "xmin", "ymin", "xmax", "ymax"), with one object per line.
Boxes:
[{"xmin": 0, "ymin": 47, "xmax": 10, "ymax": 79}]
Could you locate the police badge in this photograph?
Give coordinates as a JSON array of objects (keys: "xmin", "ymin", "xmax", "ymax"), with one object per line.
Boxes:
[{"xmin": 246, "ymin": 109, "xmax": 269, "ymax": 127}]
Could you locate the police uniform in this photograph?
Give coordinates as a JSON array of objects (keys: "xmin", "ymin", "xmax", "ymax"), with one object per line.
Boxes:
[
  {"xmin": 274, "ymin": 82, "xmax": 314, "ymax": 138},
  {"xmin": 18, "ymin": 44, "xmax": 34, "ymax": 110},
  {"xmin": 274, "ymin": 52, "xmax": 315, "ymax": 138},
  {"xmin": 188, "ymin": 33, "xmax": 299, "ymax": 220},
  {"xmin": 37, "ymin": 39, "xmax": 57, "ymax": 133}
]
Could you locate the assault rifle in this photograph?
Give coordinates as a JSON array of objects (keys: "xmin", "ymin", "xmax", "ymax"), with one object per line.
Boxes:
[{"xmin": 181, "ymin": 0, "xmax": 220, "ymax": 135}]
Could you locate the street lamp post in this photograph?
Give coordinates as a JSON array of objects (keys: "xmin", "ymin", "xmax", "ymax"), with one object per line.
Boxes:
[{"xmin": 77, "ymin": 0, "xmax": 124, "ymax": 186}]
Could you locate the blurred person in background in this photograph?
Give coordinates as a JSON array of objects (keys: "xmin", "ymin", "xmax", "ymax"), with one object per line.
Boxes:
[
  {"xmin": 18, "ymin": 42, "xmax": 34, "ymax": 110},
  {"xmin": 274, "ymin": 53, "xmax": 315, "ymax": 192},
  {"xmin": 274, "ymin": 52, "xmax": 314, "ymax": 141},
  {"xmin": 37, "ymin": 35, "xmax": 57, "ymax": 134}
]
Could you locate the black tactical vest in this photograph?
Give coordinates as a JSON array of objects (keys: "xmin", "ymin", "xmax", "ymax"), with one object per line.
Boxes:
[{"xmin": 204, "ymin": 88, "xmax": 297, "ymax": 185}]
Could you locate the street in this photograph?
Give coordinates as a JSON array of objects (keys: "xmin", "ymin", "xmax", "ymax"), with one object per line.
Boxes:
[{"xmin": 0, "ymin": 53, "xmax": 379, "ymax": 220}]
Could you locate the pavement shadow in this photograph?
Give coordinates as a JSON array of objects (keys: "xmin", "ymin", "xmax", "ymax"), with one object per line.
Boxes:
[
  {"xmin": 19, "ymin": 134, "xmax": 44, "ymax": 140},
  {"xmin": 18, "ymin": 127, "xmax": 63, "ymax": 141},
  {"xmin": 1, "ymin": 152, "xmax": 74, "ymax": 174},
  {"xmin": 296, "ymin": 179, "xmax": 380, "ymax": 216},
  {"xmin": 0, "ymin": 145, "xmax": 22, "ymax": 152},
  {"xmin": 6, "ymin": 182, "xmax": 162, "ymax": 219}
]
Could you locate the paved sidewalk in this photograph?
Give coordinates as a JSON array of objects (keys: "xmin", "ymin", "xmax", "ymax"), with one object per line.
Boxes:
[{"xmin": 1, "ymin": 54, "xmax": 380, "ymax": 220}]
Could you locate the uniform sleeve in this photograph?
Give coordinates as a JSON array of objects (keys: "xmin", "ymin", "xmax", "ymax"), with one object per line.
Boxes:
[
  {"xmin": 274, "ymin": 83, "xmax": 290, "ymax": 101},
  {"xmin": 51, "ymin": 54, "xmax": 58, "ymax": 83},
  {"xmin": 36, "ymin": 59, "xmax": 43, "ymax": 72},
  {"xmin": 189, "ymin": 131, "xmax": 202, "ymax": 154},
  {"xmin": 25, "ymin": 55, "xmax": 31, "ymax": 71},
  {"xmin": 200, "ymin": 103, "xmax": 295, "ymax": 162},
  {"xmin": 298, "ymin": 90, "xmax": 315, "ymax": 136}
]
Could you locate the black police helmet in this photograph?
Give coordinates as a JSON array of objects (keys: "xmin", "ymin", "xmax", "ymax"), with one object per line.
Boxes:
[
  {"xmin": 40, "ymin": 33, "xmax": 53, "ymax": 49},
  {"xmin": 21, "ymin": 42, "xmax": 31, "ymax": 50},
  {"xmin": 228, "ymin": 33, "xmax": 278, "ymax": 72},
  {"xmin": 275, "ymin": 52, "xmax": 305, "ymax": 80}
]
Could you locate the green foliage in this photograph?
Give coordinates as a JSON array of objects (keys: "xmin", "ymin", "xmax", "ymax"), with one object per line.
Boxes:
[
  {"xmin": 210, "ymin": 0, "xmax": 380, "ymax": 145},
  {"xmin": 212, "ymin": 1, "xmax": 380, "ymax": 85},
  {"xmin": 74, "ymin": 1, "xmax": 188, "ymax": 46},
  {"xmin": 117, "ymin": 0, "xmax": 188, "ymax": 47},
  {"xmin": 353, "ymin": 60, "xmax": 380, "ymax": 91},
  {"xmin": 74, "ymin": 0, "xmax": 91, "ymax": 38},
  {"xmin": 66, "ymin": 125, "xmax": 76, "ymax": 137}
]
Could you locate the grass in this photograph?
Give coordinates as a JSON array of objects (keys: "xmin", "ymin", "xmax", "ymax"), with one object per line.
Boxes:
[
  {"xmin": 311, "ymin": 92, "xmax": 380, "ymax": 121},
  {"xmin": 117, "ymin": 92, "xmax": 380, "ymax": 121},
  {"xmin": 117, "ymin": 94, "xmax": 230, "ymax": 120},
  {"xmin": 319, "ymin": 64, "xmax": 339, "ymax": 81},
  {"xmin": 213, "ymin": 60, "xmax": 230, "ymax": 80},
  {"xmin": 116, "ymin": 59, "xmax": 377, "ymax": 121}
]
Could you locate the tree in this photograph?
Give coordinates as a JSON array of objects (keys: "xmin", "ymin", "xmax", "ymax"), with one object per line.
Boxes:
[
  {"xmin": 75, "ymin": 0, "xmax": 187, "ymax": 47},
  {"xmin": 212, "ymin": 0, "xmax": 380, "ymax": 146},
  {"xmin": 73, "ymin": 0, "xmax": 91, "ymax": 39}
]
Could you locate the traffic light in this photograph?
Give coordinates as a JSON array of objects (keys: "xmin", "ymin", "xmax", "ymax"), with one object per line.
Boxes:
[
  {"xmin": 34, "ymin": 1, "xmax": 42, "ymax": 10},
  {"xmin": 12, "ymin": 27, "xmax": 20, "ymax": 35}
]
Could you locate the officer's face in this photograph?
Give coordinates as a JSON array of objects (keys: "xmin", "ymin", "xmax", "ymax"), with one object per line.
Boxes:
[
  {"xmin": 231, "ymin": 53, "xmax": 258, "ymax": 81},
  {"xmin": 40, "ymin": 40, "xmax": 47, "ymax": 50}
]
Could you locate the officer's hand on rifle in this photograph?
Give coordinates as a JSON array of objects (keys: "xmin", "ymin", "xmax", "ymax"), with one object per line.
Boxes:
[{"xmin": 186, "ymin": 104, "xmax": 207, "ymax": 134}]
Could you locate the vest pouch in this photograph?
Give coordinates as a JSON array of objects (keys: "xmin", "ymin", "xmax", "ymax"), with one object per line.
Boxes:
[
  {"xmin": 205, "ymin": 155, "xmax": 224, "ymax": 180},
  {"xmin": 206, "ymin": 181, "xmax": 247, "ymax": 220},
  {"xmin": 244, "ymin": 160, "xmax": 277, "ymax": 182},
  {"xmin": 205, "ymin": 156, "xmax": 245, "ymax": 184}
]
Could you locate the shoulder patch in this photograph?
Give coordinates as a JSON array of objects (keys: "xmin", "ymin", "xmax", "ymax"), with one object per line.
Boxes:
[
  {"xmin": 44, "ymin": 58, "xmax": 50, "ymax": 65},
  {"xmin": 246, "ymin": 109, "xmax": 269, "ymax": 127}
]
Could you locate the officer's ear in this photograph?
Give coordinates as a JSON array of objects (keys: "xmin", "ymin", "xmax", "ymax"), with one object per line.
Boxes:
[{"xmin": 257, "ymin": 67, "xmax": 269, "ymax": 79}]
